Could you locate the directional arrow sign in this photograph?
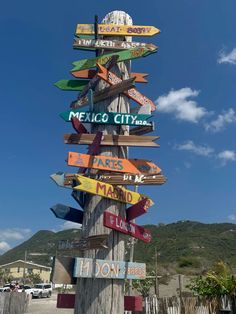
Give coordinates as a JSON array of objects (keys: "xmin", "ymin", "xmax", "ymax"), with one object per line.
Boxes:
[
  {"xmin": 71, "ymin": 69, "xmax": 148, "ymax": 83},
  {"xmin": 76, "ymin": 55, "xmax": 119, "ymax": 102},
  {"xmin": 97, "ymin": 63, "xmax": 156, "ymax": 111},
  {"xmin": 73, "ymin": 38, "xmax": 157, "ymax": 51},
  {"xmin": 126, "ymin": 198, "xmax": 150, "ymax": 221},
  {"xmin": 64, "ymin": 134, "xmax": 159, "ymax": 148},
  {"xmin": 71, "ymin": 47, "xmax": 157, "ymax": 72},
  {"xmin": 71, "ymin": 117, "xmax": 89, "ymax": 134},
  {"xmin": 71, "ymin": 78, "xmax": 135, "ymax": 109},
  {"xmin": 67, "ymin": 152, "xmax": 161, "ymax": 175},
  {"xmin": 103, "ymin": 211, "xmax": 152, "ymax": 243},
  {"xmin": 64, "ymin": 172, "xmax": 167, "ymax": 187},
  {"xmin": 60, "ymin": 110, "xmax": 152, "ymax": 126},
  {"xmin": 54, "ymin": 80, "xmax": 88, "ymax": 91},
  {"xmin": 75, "ymin": 23, "xmax": 160, "ymax": 37},
  {"xmin": 97, "ymin": 173, "xmax": 167, "ymax": 186},
  {"xmin": 58, "ymin": 235, "xmax": 108, "ymax": 251},
  {"xmin": 130, "ymin": 124, "xmax": 154, "ymax": 136},
  {"xmin": 74, "ymin": 257, "xmax": 146, "ymax": 279},
  {"xmin": 73, "ymin": 174, "xmax": 153, "ymax": 206},
  {"xmin": 71, "ymin": 190, "xmax": 85, "ymax": 209},
  {"xmin": 50, "ymin": 172, "xmax": 71, "ymax": 188},
  {"xmin": 50, "ymin": 204, "xmax": 83, "ymax": 224}
]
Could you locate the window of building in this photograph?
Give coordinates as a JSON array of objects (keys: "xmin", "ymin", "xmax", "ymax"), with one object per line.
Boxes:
[
  {"xmin": 28, "ymin": 268, "xmax": 33, "ymax": 275},
  {"xmin": 17, "ymin": 267, "xmax": 21, "ymax": 273}
]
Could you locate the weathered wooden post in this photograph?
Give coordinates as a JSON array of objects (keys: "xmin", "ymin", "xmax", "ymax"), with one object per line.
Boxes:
[
  {"xmin": 74, "ymin": 11, "xmax": 132, "ymax": 314},
  {"xmin": 50, "ymin": 8, "xmax": 162, "ymax": 314}
]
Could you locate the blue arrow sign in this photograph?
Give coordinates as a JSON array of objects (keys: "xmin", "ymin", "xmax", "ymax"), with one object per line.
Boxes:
[{"xmin": 50, "ymin": 204, "xmax": 83, "ymax": 224}]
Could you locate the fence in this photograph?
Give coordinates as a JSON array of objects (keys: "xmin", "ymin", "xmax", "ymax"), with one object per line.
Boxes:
[
  {"xmin": 144, "ymin": 295, "xmax": 236, "ymax": 314},
  {"xmin": 0, "ymin": 292, "xmax": 30, "ymax": 314}
]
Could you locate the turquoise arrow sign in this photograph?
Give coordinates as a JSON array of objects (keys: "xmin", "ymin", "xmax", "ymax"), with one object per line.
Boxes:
[
  {"xmin": 71, "ymin": 47, "xmax": 157, "ymax": 72},
  {"xmin": 59, "ymin": 110, "xmax": 152, "ymax": 126}
]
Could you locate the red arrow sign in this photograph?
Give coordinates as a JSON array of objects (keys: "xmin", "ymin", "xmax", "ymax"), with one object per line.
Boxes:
[
  {"xmin": 71, "ymin": 117, "xmax": 88, "ymax": 134},
  {"xmin": 126, "ymin": 198, "xmax": 150, "ymax": 221},
  {"xmin": 103, "ymin": 211, "xmax": 152, "ymax": 243}
]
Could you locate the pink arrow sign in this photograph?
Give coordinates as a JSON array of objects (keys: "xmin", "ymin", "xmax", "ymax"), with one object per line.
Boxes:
[
  {"xmin": 103, "ymin": 211, "xmax": 152, "ymax": 243},
  {"xmin": 126, "ymin": 198, "xmax": 150, "ymax": 221}
]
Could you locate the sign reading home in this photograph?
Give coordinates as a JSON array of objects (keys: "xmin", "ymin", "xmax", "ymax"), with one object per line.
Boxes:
[{"xmin": 74, "ymin": 257, "xmax": 146, "ymax": 280}]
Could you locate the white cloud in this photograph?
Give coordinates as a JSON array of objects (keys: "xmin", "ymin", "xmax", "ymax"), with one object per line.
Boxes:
[
  {"xmin": 176, "ymin": 140, "xmax": 214, "ymax": 157},
  {"xmin": 61, "ymin": 221, "xmax": 82, "ymax": 230},
  {"xmin": 217, "ymin": 150, "xmax": 236, "ymax": 166},
  {"xmin": 0, "ymin": 241, "xmax": 11, "ymax": 252},
  {"xmin": 205, "ymin": 108, "xmax": 236, "ymax": 132},
  {"xmin": 218, "ymin": 48, "xmax": 236, "ymax": 65},
  {"xmin": 156, "ymin": 88, "xmax": 208, "ymax": 123},
  {"xmin": 228, "ymin": 214, "xmax": 236, "ymax": 221},
  {"xmin": 0, "ymin": 228, "xmax": 31, "ymax": 241}
]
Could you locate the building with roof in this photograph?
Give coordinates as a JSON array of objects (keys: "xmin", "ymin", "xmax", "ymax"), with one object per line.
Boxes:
[{"xmin": 0, "ymin": 260, "xmax": 51, "ymax": 283}]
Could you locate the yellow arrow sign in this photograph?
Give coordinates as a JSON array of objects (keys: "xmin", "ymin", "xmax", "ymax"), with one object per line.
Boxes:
[
  {"xmin": 74, "ymin": 175, "xmax": 154, "ymax": 206},
  {"xmin": 76, "ymin": 24, "xmax": 160, "ymax": 37}
]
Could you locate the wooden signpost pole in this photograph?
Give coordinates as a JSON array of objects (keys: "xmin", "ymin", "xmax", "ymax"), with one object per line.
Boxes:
[{"xmin": 74, "ymin": 11, "xmax": 132, "ymax": 314}]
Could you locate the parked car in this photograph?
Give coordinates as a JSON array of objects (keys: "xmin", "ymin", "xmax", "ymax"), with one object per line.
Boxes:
[
  {"xmin": 22, "ymin": 285, "xmax": 34, "ymax": 295},
  {"xmin": 32, "ymin": 283, "xmax": 52, "ymax": 298},
  {"xmin": 0, "ymin": 287, "xmax": 10, "ymax": 292}
]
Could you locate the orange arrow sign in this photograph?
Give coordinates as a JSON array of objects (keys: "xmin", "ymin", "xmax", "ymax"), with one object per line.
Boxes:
[
  {"xmin": 71, "ymin": 70, "xmax": 148, "ymax": 83},
  {"xmin": 97, "ymin": 63, "xmax": 156, "ymax": 111},
  {"xmin": 67, "ymin": 152, "xmax": 161, "ymax": 175}
]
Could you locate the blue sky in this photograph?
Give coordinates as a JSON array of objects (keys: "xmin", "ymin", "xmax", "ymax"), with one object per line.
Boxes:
[{"xmin": 0, "ymin": 0, "xmax": 236, "ymax": 252}]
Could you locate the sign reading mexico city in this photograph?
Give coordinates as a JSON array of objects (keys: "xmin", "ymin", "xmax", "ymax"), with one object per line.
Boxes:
[{"xmin": 60, "ymin": 110, "xmax": 152, "ymax": 126}]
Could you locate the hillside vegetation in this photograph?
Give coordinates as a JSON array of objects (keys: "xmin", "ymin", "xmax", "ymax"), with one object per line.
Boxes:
[{"xmin": 1, "ymin": 221, "xmax": 236, "ymax": 274}]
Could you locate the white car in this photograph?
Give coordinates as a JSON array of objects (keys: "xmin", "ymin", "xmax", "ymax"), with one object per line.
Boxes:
[
  {"xmin": 0, "ymin": 287, "xmax": 10, "ymax": 292},
  {"xmin": 32, "ymin": 283, "xmax": 52, "ymax": 298},
  {"xmin": 23, "ymin": 285, "xmax": 34, "ymax": 295}
]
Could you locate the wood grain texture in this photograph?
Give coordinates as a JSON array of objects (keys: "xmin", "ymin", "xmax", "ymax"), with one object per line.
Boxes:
[
  {"xmin": 71, "ymin": 69, "xmax": 148, "ymax": 83},
  {"xmin": 74, "ymin": 11, "xmax": 132, "ymax": 314},
  {"xmin": 63, "ymin": 172, "xmax": 167, "ymax": 186},
  {"xmin": 64, "ymin": 134, "xmax": 159, "ymax": 147},
  {"xmin": 67, "ymin": 152, "xmax": 161, "ymax": 174},
  {"xmin": 75, "ymin": 23, "xmax": 160, "ymax": 36}
]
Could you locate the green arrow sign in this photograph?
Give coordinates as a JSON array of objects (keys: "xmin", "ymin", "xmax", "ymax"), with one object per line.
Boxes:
[
  {"xmin": 59, "ymin": 110, "xmax": 152, "ymax": 126},
  {"xmin": 71, "ymin": 47, "xmax": 157, "ymax": 72},
  {"xmin": 54, "ymin": 80, "xmax": 88, "ymax": 91}
]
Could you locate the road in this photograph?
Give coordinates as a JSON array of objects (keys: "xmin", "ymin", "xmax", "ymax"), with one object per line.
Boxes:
[{"xmin": 26, "ymin": 293, "xmax": 74, "ymax": 314}]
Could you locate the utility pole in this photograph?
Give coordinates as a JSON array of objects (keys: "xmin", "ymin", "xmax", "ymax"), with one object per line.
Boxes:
[
  {"xmin": 155, "ymin": 247, "xmax": 160, "ymax": 297},
  {"xmin": 22, "ymin": 250, "xmax": 27, "ymax": 284}
]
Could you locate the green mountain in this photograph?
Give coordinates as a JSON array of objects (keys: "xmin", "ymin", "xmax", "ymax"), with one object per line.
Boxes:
[
  {"xmin": 1, "ymin": 221, "xmax": 236, "ymax": 274},
  {"xmin": 0, "ymin": 229, "xmax": 81, "ymax": 267}
]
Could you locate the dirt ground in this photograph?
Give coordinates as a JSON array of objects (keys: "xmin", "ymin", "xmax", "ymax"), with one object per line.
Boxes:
[{"xmin": 26, "ymin": 293, "xmax": 74, "ymax": 314}]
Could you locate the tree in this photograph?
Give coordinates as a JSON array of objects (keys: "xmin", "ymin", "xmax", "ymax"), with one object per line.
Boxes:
[
  {"xmin": 188, "ymin": 261, "xmax": 236, "ymax": 297},
  {"xmin": 26, "ymin": 273, "xmax": 42, "ymax": 285},
  {"xmin": 126, "ymin": 271, "xmax": 155, "ymax": 297}
]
